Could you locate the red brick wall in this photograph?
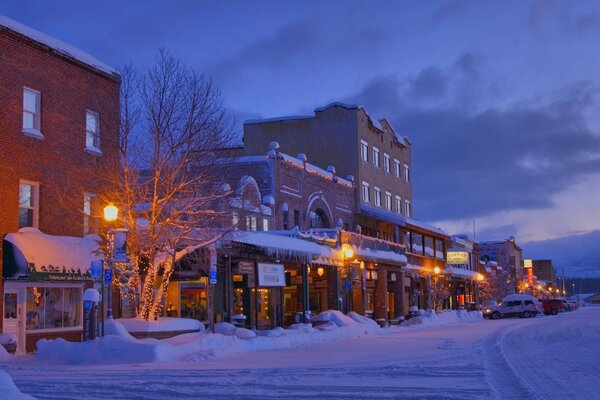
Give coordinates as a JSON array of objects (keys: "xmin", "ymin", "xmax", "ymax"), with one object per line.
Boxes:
[
  {"xmin": 273, "ymin": 157, "xmax": 355, "ymax": 231},
  {"xmin": 0, "ymin": 29, "xmax": 120, "ymax": 331}
]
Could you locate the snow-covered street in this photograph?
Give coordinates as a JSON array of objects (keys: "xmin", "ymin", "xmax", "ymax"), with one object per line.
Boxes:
[{"xmin": 2, "ymin": 307, "xmax": 598, "ymax": 400}]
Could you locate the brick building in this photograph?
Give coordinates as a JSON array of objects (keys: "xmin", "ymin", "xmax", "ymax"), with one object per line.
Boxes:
[
  {"xmin": 479, "ymin": 238, "xmax": 524, "ymax": 292},
  {"xmin": 0, "ymin": 16, "xmax": 120, "ymax": 352}
]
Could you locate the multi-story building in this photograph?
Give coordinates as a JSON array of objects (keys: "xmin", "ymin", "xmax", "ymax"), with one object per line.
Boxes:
[
  {"xmin": 479, "ymin": 237, "xmax": 524, "ymax": 292},
  {"xmin": 234, "ymin": 103, "xmax": 449, "ymax": 316},
  {"xmin": 0, "ymin": 16, "xmax": 120, "ymax": 352},
  {"xmin": 532, "ymin": 259, "xmax": 556, "ymax": 284}
]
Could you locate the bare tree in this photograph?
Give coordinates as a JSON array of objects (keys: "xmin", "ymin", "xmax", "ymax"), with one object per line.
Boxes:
[
  {"xmin": 480, "ymin": 270, "xmax": 514, "ymax": 303},
  {"xmin": 102, "ymin": 50, "xmax": 234, "ymax": 320},
  {"xmin": 429, "ymin": 274, "xmax": 451, "ymax": 311}
]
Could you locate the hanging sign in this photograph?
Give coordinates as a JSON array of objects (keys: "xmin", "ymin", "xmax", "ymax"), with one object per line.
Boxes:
[
  {"xmin": 446, "ymin": 251, "xmax": 469, "ymax": 264},
  {"xmin": 90, "ymin": 260, "xmax": 103, "ymax": 279},
  {"xmin": 112, "ymin": 229, "xmax": 128, "ymax": 263},
  {"xmin": 524, "ymin": 259, "xmax": 533, "ymax": 268},
  {"xmin": 257, "ymin": 263, "xmax": 285, "ymax": 287},
  {"xmin": 104, "ymin": 268, "xmax": 113, "ymax": 286},
  {"xmin": 209, "ymin": 264, "xmax": 217, "ymax": 285}
]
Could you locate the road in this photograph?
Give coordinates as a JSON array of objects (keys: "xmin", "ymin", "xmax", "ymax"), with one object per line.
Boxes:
[{"xmin": 3, "ymin": 307, "xmax": 599, "ymax": 400}]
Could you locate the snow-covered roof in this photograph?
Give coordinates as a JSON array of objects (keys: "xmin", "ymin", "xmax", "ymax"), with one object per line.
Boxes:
[
  {"xmin": 226, "ymin": 231, "xmax": 340, "ymax": 265},
  {"xmin": 279, "ymin": 153, "xmax": 353, "ymax": 187},
  {"xmin": 445, "ymin": 267, "xmax": 480, "ymax": 280},
  {"xmin": 244, "ymin": 115, "xmax": 313, "ymax": 125},
  {"xmin": 3, "ymin": 228, "xmax": 100, "ymax": 278},
  {"xmin": 359, "ymin": 204, "xmax": 407, "ymax": 226},
  {"xmin": 404, "ymin": 217, "xmax": 449, "ymax": 237},
  {"xmin": 0, "ymin": 15, "xmax": 119, "ymax": 77},
  {"xmin": 348, "ymin": 245, "xmax": 407, "ymax": 266},
  {"xmin": 314, "ymin": 102, "xmax": 360, "ymax": 112}
]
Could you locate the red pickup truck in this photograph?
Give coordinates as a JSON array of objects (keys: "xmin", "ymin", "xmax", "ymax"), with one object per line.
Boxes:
[{"xmin": 541, "ymin": 299, "xmax": 565, "ymax": 315}]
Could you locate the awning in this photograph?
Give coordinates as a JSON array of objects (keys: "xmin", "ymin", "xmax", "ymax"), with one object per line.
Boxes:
[
  {"xmin": 2, "ymin": 228, "xmax": 101, "ymax": 280},
  {"xmin": 445, "ymin": 267, "xmax": 480, "ymax": 280}
]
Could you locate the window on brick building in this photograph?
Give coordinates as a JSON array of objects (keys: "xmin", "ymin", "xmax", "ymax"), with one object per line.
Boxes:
[
  {"xmin": 374, "ymin": 187, "xmax": 382, "ymax": 207},
  {"xmin": 19, "ymin": 181, "xmax": 39, "ymax": 228},
  {"xmin": 384, "ymin": 154, "xmax": 390, "ymax": 173},
  {"xmin": 404, "ymin": 163, "xmax": 410, "ymax": 183},
  {"xmin": 394, "ymin": 159, "xmax": 400, "ymax": 178},
  {"xmin": 372, "ymin": 147, "xmax": 380, "ymax": 168},
  {"xmin": 293, "ymin": 210, "xmax": 300, "ymax": 227},
  {"xmin": 405, "ymin": 199, "xmax": 411, "ymax": 217},
  {"xmin": 262, "ymin": 217, "xmax": 269, "ymax": 231},
  {"xmin": 83, "ymin": 193, "xmax": 97, "ymax": 235},
  {"xmin": 23, "ymin": 88, "xmax": 42, "ymax": 138},
  {"xmin": 360, "ymin": 140, "xmax": 368, "ymax": 162},
  {"xmin": 246, "ymin": 215, "xmax": 257, "ymax": 231},
  {"xmin": 385, "ymin": 191, "xmax": 392, "ymax": 211},
  {"xmin": 395, "ymin": 196, "xmax": 402, "ymax": 214},
  {"xmin": 361, "ymin": 182, "xmax": 370, "ymax": 203},
  {"xmin": 283, "ymin": 210, "xmax": 289, "ymax": 230},
  {"xmin": 86, "ymin": 110, "xmax": 101, "ymax": 153}
]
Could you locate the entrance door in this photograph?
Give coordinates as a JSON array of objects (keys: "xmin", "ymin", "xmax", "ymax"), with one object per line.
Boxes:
[{"xmin": 3, "ymin": 288, "xmax": 25, "ymax": 354}]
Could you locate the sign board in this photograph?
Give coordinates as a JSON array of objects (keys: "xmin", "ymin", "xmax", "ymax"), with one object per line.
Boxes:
[
  {"xmin": 524, "ymin": 259, "xmax": 533, "ymax": 268},
  {"xmin": 527, "ymin": 267, "xmax": 534, "ymax": 285},
  {"xmin": 343, "ymin": 280, "xmax": 352, "ymax": 290},
  {"xmin": 257, "ymin": 263, "xmax": 286, "ymax": 287},
  {"xmin": 209, "ymin": 265, "xmax": 217, "ymax": 285},
  {"xmin": 234, "ymin": 261, "xmax": 254, "ymax": 274},
  {"xmin": 104, "ymin": 268, "xmax": 113, "ymax": 286},
  {"xmin": 112, "ymin": 229, "xmax": 128, "ymax": 263},
  {"xmin": 90, "ymin": 260, "xmax": 103, "ymax": 279},
  {"xmin": 446, "ymin": 251, "xmax": 469, "ymax": 264}
]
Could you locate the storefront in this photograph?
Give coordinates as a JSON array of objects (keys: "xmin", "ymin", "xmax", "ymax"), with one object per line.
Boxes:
[{"xmin": 2, "ymin": 228, "xmax": 99, "ymax": 353}]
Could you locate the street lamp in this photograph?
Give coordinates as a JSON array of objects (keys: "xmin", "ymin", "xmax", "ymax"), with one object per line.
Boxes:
[{"xmin": 103, "ymin": 203, "xmax": 119, "ymax": 320}]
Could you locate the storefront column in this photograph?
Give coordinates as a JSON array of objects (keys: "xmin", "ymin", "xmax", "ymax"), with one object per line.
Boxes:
[
  {"xmin": 301, "ymin": 263, "xmax": 309, "ymax": 322},
  {"xmin": 374, "ymin": 269, "xmax": 387, "ymax": 319},
  {"xmin": 394, "ymin": 271, "xmax": 405, "ymax": 318},
  {"xmin": 224, "ymin": 255, "xmax": 232, "ymax": 322}
]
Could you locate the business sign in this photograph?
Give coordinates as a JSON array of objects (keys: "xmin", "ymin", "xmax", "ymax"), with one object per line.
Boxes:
[
  {"xmin": 446, "ymin": 251, "xmax": 469, "ymax": 264},
  {"xmin": 524, "ymin": 259, "xmax": 533, "ymax": 268},
  {"xmin": 112, "ymin": 229, "xmax": 128, "ymax": 263},
  {"xmin": 257, "ymin": 263, "xmax": 286, "ymax": 287},
  {"xmin": 527, "ymin": 267, "xmax": 534, "ymax": 285},
  {"xmin": 104, "ymin": 268, "xmax": 113, "ymax": 286},
  {"xmin": 90, "ymin": 260, "xmax": 103, "ymax": 279},
  {"xmin": 209, "ymin": 264, "xmax": 217, "ymax": 285}
]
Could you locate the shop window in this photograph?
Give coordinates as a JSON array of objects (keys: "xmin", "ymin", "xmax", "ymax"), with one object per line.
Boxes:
[
  {"xmin": 26, "ymin": 287, "xmax": 81, "ymax": 330},
  {"xmin": 424, "ymin": 236, "xmax": 434, "ymax": 257},
  {"xmin": 4, "ymin": 293, "xmax": 17, "ymax": 319}
]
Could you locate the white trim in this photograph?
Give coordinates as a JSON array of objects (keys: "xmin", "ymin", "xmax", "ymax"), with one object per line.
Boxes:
[
  {"xmin": 383, "ymin": 153, "xmax": 391, "ymax": 173},
  {"xmin": 23, "ymin": 87, "xmax": 41, "ymax": 133},
  {"xmin": 19, "ymin": 179, "xmax": 40, "ymax": 229},
  {"xmin": 374, "ymin": 186, "xmax": 382, "ymax": 207},
  {"xmin": 360, "ymin": 140, "xmax": 369, "ymax": 162},
  {"xmin": 361, "ymin": 181, "xmax": 370, "ymax": 203},
  {"xmin": 372, "ymin": 147, "xmax": 380, "ymax": 168}
]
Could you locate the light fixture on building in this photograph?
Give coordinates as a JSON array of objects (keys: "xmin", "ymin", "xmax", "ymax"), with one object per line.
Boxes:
[
  {"xmin": 307, "ymin": 266, "xmax": 311, "ymax": 275},
  {"xmin": 476, "ymin": 273, "xmax": 485, "ymax": 281},
  {"xmin": 433, "ymin": 266, "xmax": 440, "ymax": 275},
  {"xmin": 317, "ymin": 267, "xmax": 325, "ymax": 277},
  {"xmin": 103, "ymin": 203, "xmax": 118, "ymax": 222},
  {"xmin": 342, "ymin": 246, "xmax": 354, "ymax": 259}
]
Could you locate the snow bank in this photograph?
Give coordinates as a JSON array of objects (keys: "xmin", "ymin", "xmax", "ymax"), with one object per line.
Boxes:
[
  {"xmin": 0, "ymin": 333, "xmax": 16, "ymax": 346},
  {"xmin": 408, "ymin": 309, "xmax": 482, "ymax": 328},
  {"xmin": 0, "ymin": 346, "xmax": 12, "ymax": 362},
  {"xmin": 117, "ymin": 317, "xmax": 204, "ymax": 333},
  {"xmin": 105, "ymin": 319, "xmax": 136, "ymax": 341},
  {"xmin": 0, "ymin": 370, "xmax": 36, "ymax": 399}
]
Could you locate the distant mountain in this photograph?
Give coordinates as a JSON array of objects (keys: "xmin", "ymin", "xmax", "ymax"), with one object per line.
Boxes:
[{"xmin": 522, "ymin": 230, "xmax": 600, "ymax": 278}]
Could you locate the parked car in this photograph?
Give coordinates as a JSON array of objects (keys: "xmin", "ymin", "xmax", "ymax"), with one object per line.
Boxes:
[
  {"xmin": 504, "ymin": 294, "xmax": 540, "ymax": 316},
  {"xmin": 556, "ymin": 298, "xmax": 572, "ymax": 311},
  {"xmin": 568, "ymin": 300, "xmax": 578, "ymax": 311},
  {"xmin": 483, "ymin": 299, "xmax": 537, "ymax": 319},
  {"xmin": 541, "ymin": 299, "xmax": 564, "ymax": 315}
]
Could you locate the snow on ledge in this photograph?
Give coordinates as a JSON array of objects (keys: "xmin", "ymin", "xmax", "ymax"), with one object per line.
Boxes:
[{"xmin": 117, "ymin": 317, "xmax": 204, "ymax": 333}]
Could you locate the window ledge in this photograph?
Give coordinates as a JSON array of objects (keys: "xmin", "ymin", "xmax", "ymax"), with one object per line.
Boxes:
[
  {"xmin": 85, "ymin": 146, "xmax": 103, "ymax": 156},
  {"xmin": 22, "ymin": 128, "xmax": 44, "ymax": 140}
]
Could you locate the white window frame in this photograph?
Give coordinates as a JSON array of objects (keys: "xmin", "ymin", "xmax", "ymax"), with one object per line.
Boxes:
[
  {"xmin": 360, "ymin": 140, "xmax": 369, "ymax": 162},
  {"xmin": 361, "ymin": 181, "xmax": 370, "ymax": 203},
  {"xmin": 86, "ymin": 110, "xmax": 101, "ymax": 154},
  {"xmin": 384, "ymin": 154, "xmax": 391, "ymax": 173},
  {"xmin": 19, "ymin": 180, "xmax": 40, "ymax": 228},
  {"xmin": 394, "ymin": 159, "xmax": 400, "ymax": 178},
  {"xmin": 395, "ymin": 196, "xmax": 402, "ymax": 214},
  {"xmin": 22, "ymin": 87, "xmax": 43, "ymax": 139},
  {"xmin": 83, "ymin": 193, "xmax": 97, "ymax": 235},
  {"xmin": 372, "ymin": 147, "xmax": 380, "ymax": 168},
  {"xmin": 405, "ymin": 199, "xmax": 411, "ymax": 217},
  {"xmin": 404, "ymin": 163, "xmax": 410, "ymax": 183},
  {"xmin": 374, "ymin": 187, "xmax": 382, "ymax": 207},
  {"xmin": 385, "ymin": 191, "xmax": 392, "ymax": 211},
  {"xmin": 262, "ymin": 217, "xmax": 269, "ymax": 231}
]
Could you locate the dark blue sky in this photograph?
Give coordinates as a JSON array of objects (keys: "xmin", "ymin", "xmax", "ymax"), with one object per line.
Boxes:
[{"xmin": 3, "ymin": 1, "xmax": 600, "ymax": 273}]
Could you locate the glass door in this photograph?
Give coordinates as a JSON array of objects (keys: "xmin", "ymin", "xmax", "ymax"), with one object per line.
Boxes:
[{"xmin": 3, "ymin": 288, "xmax": 25, "ymax": 354}]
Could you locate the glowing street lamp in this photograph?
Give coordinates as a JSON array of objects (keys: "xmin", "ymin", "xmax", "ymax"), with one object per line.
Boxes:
[
  {"xmin": 103, "ymin": 203, "xmax": 118, "ymax": 222},
  {"xmin": 433, "ymin": 266, "xmax": 441, "ymax": 275}
]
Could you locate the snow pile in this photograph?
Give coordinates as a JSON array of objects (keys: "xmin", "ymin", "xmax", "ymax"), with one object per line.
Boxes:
[
  {"xmin": 415, "ymin": 309, "xmax": 482, "ymax": 327},
  {"xmin": 0, "ymin": 370, "xmax": 36, "ymax": 400},
  {"xmin": 104, "ymin": 319, "xmax": 136, "ymax": 340},
  {"xmin": 117, "ymin": 317, "xmax": 204, "ymax": 333},
  {"xmin": 0, "ymin": 333, "xmax": 16, "ymax": 346},
  {"xmin": 0, "ymin": 346, "xmax": 12, "ymax": 362}
]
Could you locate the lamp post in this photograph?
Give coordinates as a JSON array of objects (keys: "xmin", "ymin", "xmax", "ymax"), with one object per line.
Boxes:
[
  {"xmin": 340, "ymin": 246, "xmax": 354, "ymax": 313},
  {"xmin": 103, "ymin": 203, "xmax": 119, "ymax": 320},
  {"xmin": 475, "ymin": 273, "xmax": 485, "ymax": 309}
]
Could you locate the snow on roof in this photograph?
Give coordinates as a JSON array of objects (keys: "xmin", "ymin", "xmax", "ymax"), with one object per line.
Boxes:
[
  {"xmin": 314, "ymin": 102, "xmax": 360, "ymax": 112},
  {"xmin": 445, "ymin": 267, "xmax": 480, "ymax": 280},
  {"xmin": 244, "ymin": 115, "xmax": 313, "ymax": 125},
  {"xmin": 0, "ymin": 15, "xmax": 118, "ymax": 77},
  {"xmin": 227, "ymin": 231, "xmax": 339, "ymax": 263},
  {"xmin": 4, "ymin": 228, "xmax": 100, "ymax": 276},
  {"xmin": 348, "ymin": 245, "xmax": 407, "ymax": 266},
  {"xmin": 404, "ymin": 217, "xmax": 449, "ymax": 237},
  {"xmin": 279, "ymin": 153, "xmax": 353, "ymax": 187},
  {"xmin": 359, "ymin": 204, "xmax": 407, "ymax": 226}
]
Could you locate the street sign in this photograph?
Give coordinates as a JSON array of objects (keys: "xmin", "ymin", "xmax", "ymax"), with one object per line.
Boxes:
[
  {"xmin": 209, "ymin": 265, "xmax": 217, "ymax": 284},
  {"xmin": 90, "ymin": 260, "xmax": 103, "ymax": 279},
  {"xmin": 104, "ymin": 268, "xmax": 113, "ymax": 286},
  {"xmin": 343, "ymin": 280, "xmax": 352, "ymax": 290}
]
